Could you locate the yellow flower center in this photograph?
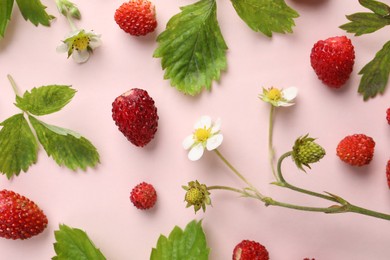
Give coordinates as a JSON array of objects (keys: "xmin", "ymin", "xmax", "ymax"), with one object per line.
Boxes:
[
  {"xmin": 194, "ymin": 127, "xmax": 211, "ymax": 142},
  {"xmin": 72, "ymin": 36, "xmax": 90, "ymax": 51},
  {"xmin": 267, "ymin": 88, "xmax": 282, "ymax": 101}
]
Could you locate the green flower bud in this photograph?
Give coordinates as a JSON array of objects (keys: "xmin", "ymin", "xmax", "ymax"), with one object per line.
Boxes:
[
  {"xmin": 292, "ymin": 134, "xmax": 326, "ymax": 172},
  {"xmin": 182, "ymin": 180, "xmax": 211, "ymax": 213}
]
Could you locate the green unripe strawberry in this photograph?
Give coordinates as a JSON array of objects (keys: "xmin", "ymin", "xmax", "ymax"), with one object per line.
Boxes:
[
  {"xmin": 292, "ymin": 135, "xmax": 326, "ymax": 172},
  {"xmin": 182, "ymin": 180, "xmax": 211, "ymax": 213}
]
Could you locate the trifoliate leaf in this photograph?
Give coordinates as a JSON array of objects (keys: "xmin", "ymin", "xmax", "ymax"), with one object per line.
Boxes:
[
  {"xmin": 154, "ymin": 0, "xmax": 227, "ymax": 95},
  {"xmin": 15, "ymin": 85, "xmax": 76, "ymax": 116},
  {"xmin": 339, "ymin": 13, "xmax": 390, "ymax": 36},
  {"xmin": 358, "ymin": 40, "xmax": 390, "ymax": 100},
  {"xmin": 359, "ymin": 0, "xmax": 390, "ymax": 16},
  {"xmin": 53, "ymin": 224, "xmax": 106, "ymax": 260},
  {"xmin": 0, "ymin": 0, "xmax": 14, "ymax": 38},
  {"xmin": 29, "ymin": 116, "xmax": 100, "ymax": 171},
  {"xmin": 230, "ymin": 0, "xmax": 299, "ymax": 37},
  {"xmin": 150, "ymin": 220, "xmax": 209, "ymax": 260},
  {"xmin": 0, "ymin": 113, "xmax": 38, "ymax": 179},
  {"xmin": 15, "ymin": 0, "xmax": 54, "ymax": 26}
]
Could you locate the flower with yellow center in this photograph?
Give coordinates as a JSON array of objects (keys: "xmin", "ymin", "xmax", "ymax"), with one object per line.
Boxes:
[
  {"xmin": 182, "ymin": 116, "xmax": 223, "ymax": 161},
  {"xmin": 57, "ymin": 29, "xmax": 101, "ymax": 63},
  {"xmin": 259, "ymin": 86, "xmax": 298, "ymax": 107}
]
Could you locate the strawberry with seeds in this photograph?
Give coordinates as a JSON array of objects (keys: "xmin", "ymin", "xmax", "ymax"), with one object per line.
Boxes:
[
  {"xmin": 232, "ymin": 240, "xmax": 269, "ymax": 260},
  {"xmin": 130, "ymin": 182, "xmax": 157, "ymax": 210},
  {"xmin": 310, "ymin": 36, "xmax": 355, "ymax": 88},
  {"xmin": 336, "ymin": 134, "xmax": 375, "ymax": 166}
]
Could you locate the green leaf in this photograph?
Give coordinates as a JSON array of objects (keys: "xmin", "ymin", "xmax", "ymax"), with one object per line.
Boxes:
[
  {"xmin": 339, "ymin": 12, "xmax": 390, "ymax": 36},
  {"xmin": 29, "ymin": 116, "xmax": 100, "ymax": 171},
  {"xmin": 358, "ymin": 40, "xmax": 390, "ymax": 100},
  {"xmin": 150, "ymin": 220, "xmax": 209, "ymax": 260},
  {"xmin": 15, "ymin": 0, "xmax": 53, "ymax": 27},
  {"xmin": 230, "ymin": 0, "xmax": 299, "ymax": 37},
  {"xmin": 15, "ymin": 85, "xmax": 76, "ymax": 116},
  {"xmin": 359, "ymin": 0, "xmax": 390, "ymax": 16},
  {"xmin": 0, "ymin": 113, "xmax": 38, "ymax": 179},
  {"xmin": 53, "ymin": 224, "xmax": 106, "ymax": 260},
  {"xmin": 0, "ymin": 0, "xmax": 14, "ymax": 38},
  {"xmin": 153, "ymin": 0, "xmax": 228, "ymax": 95}
]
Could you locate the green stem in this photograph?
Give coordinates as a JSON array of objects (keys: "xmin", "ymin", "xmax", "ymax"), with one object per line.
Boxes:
[
  {"xmin": 66, "ymin": 13, "xmax": 77, "ymax": 31},
  {"xmin": 7, "ymin": 74, "xmax": 20, "ymax": 97},
  {"xmin": 268, "ymin": 105, "xmax": 278, "ymax": 181}
]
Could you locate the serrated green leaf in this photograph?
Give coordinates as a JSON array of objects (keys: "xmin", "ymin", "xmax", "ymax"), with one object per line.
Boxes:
[
  {"xmin": 358, "ymin": 40, "xmax": 390, "ymax": 100},
  {"xmin": 0, "ymin": 113, "xmax": 38, "ymax": 178},
  {"xmin": 153, "ymin": 0, "xmax": 227, "ymax": 96},
  {"xmin": 0, "ymin": 0, "xmax": 14, "ymax": 38},
  {"xmin": 340, "ymin": 13, "xmax": 390, "ymax": 36},
  {"xmin": 53, "ymin": 224, "xmax": 106, "ymax": 260},
  {"xmin": 15, "ymin": 85, "xmax": 76, "ymax": 116},
  {"xmin": 15, "ymin": 0, "xmax": 53, "ymax": 26},
  {"xmin": 230, "ymin": 0, "xmax": 299, "ymax": 37},
  {"xmin": 359, "ymin": 0, "xmax": 390, "ymax": 16},
  {"xmin": 150, "ymin": 220, "xmax": 209, "ymax": 260},
  {"xmin": 29, "ymin": 116, "xmax": 100, "ymax": 171}
]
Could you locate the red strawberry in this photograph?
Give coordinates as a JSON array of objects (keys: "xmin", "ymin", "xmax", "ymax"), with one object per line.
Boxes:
[
  {"xmin": 130, "ymin": 182, "xmax": 157, "ymax": 210},
  {"xmin": 386, "ymin": 108, "xmax": 390, "ymax": 125},
  {"xmin": 114, "ymin": 0, "xmax": 157, "ymax": 36},
  {"xmin": 112, "ymin": 88, "xmax": 158, "ymax": 147},
  {"xmin": 386, "ymin": 160, "xmax": 390, "ymax": 189},
  {"xmin": 310, "ymin": 36, "xmax": 355, "ymax": 88},
  {"xmin": 336, "ymin": 134, "xmax": 375, "ymax": 166},
  {"xmin": 232, "ymin": 240, "xmax": 269, "ymax": 260},
  {"xmin": 0, "ymin": 190, "xmax": 48, "ymax": 240}
]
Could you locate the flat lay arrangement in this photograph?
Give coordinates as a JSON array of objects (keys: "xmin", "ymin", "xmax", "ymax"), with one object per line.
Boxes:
[{"xmin": 1, "ymin": 0, "xmax": 390, "ymax": 259}]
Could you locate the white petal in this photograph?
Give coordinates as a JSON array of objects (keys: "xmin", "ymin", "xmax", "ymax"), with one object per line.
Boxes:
[
  {"xmin": 89, "ymin": 37, "xmax": 102, "ymax": 49},
  {"xmin": 188, "ymin": 144, "xmax": 204, "ymax": 161},
  {"xmin": 277, "ymin": 101, "xmax": 294, "ymax": 107},
  {"xmin": 194, "ymin": 116, "xmax": 211, "ymax": 130},
  {"xmin": 72, "ymin": 50, "xmax": 90, "ymax": 63},
  {"xmin": 211, "ymin": 118, "xmax": 221, "ymax": 134},
  {"xmin": 56, "ymin": 43, "xmax": 69, "ymax": 53},
  {"xmin": 282, "ymin": 87, "xmax": 298, "ymax": 101},
  {"xmin": 206, "ymin": 134, "xmax": 223, "ymax": 151},
  {"xmin": 182, "ymin": 135, "xmax": 195, "ymax": 149}
]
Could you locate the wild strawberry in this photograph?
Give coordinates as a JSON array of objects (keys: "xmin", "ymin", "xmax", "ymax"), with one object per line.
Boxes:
[
  {"xmin": 0, "ymin": 190, "xmax": 48, "ymax": 240},
  {"xmin": 336, "ymin": 134, "xmax": 375, "ymax": 166},
  {"xmin": 386, "ymin": 160, "xmax": 390, "ymax": 189},
  {"xmin": 292, "ymin": 135, "xmax": 326, "ymax": 172},
  {"xmin": 112, "ymin": 88, "xmax": 159, "ymax": 147},
  {"xmin": 114, "ymin": 0, "xmax": 157, "ymax": 36},
  {"xmin": 232, "ymin": 240, "xmax": 269, "ymax": 260},
  {"xmin": 130, "ymin": 182, "xmax": 157, "ymax": 210},
  {"xmin": 310, "ymin": 36, "xmax": 355, "ymax": 88},
  {"xmin": 386, "ymin": 108, "xmax": 390, "ymax": 125}
]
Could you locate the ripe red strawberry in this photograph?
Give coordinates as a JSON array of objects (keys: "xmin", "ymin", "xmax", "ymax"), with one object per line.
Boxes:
[
  {"xmin": 386, "ymin": 160, "xmax": 390, "ymax": 189},
  {"xmin": 0, "ymin": 190, "xmax": 48, "ymax": 240},
  {"xmin": 114, "ymin": 0, "xmax": 157, "ymax": 36},
  {"xmin": 336, "ymin": 134, "xmax": 375, "ymax": 166},
  {"xmin": 112, "ymin": 88, "xmax": 158, "ymax": 147},
  {"xmin": 232, "ymin": 240, "xmax": 269, "ymax": 260},
  {"xmin": 310, "ymin": 36, "xmax": 355, "ymax": 88},
  {"xmin": 130, "ymin": 182, "xmax": 157, "ymax": 210},
  {"xmin": 386, "ymin": 108, "xmax": 390, "ymax": 125}
]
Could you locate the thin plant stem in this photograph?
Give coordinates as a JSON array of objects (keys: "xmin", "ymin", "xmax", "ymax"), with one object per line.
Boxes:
[
  {"xmin": 268, "ymin": 105, "xmax": 278, "ymax": 181},
  {"xmin": 66, "ymin": 13, "xmax": 77, "ymax": 31},
  {"xmin": 7, "ymin": 74, "xmax": 20, "ymax": 96}
]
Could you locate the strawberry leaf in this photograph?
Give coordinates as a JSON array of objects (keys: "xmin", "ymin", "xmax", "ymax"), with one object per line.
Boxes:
[
  {"xmin": 153, "ymin": 0, "xmax": 227, "ymax": 96},
  {"xmin": 15, "ymin": 85, "xmax": 76, "ymax": 116},
  {"xmin": 53, "ymin": 224, "xmax": 106, "ymax": 260},
  {"xmin": 359, "ymin": 0, "xmax": 390, "ymax": 16},
  {"xmin": 339, "ymin": 13, "xmax": 390, "ymax": 36},
  {"xmin": 15, "ymin": 0, "xmax": 53, "ymax": 26},
  {"xmin": 29, "ymin": 116, "xmax": 100, "ymax": 171},
  {"xmin": 150, "ymin": 220, "xmax": 209, "ymax": 260},
  {"xmin": 358, "ymin": 40, "xmax": 390, "ymax": 100},
  {"xmin": 0, "ymin": 113, "xmax": 38, "ymax": 179},
  {"xmin": 231, "ymin": 0, "xmax": 299, "ymax": 37},
  {"xmin": 0, "ymin": 0, "xmax": 14, "ymax": 38}
]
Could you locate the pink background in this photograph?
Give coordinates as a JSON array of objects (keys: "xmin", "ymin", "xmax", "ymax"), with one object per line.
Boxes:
[{"xmin": 1, "ymin": 0, "xmax": 390, "ymax": 259}]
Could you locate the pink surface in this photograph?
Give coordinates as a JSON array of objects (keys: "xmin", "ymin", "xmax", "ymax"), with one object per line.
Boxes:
[{"xmin": 1, "ymin": 0, "xmax": 390, "ymax": 259}]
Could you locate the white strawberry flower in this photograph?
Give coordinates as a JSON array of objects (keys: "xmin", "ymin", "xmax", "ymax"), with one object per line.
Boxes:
[
  {"xmin": 259, "ymin": 86, "xmax": 298, "ymax": 107},
  {"xmin": 57, "ymin": 29, "xmax": 101, "ymax": 63},
  {"xmin": 183, "ymin": 116, "xmax": 223, "ymax": 161}
]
